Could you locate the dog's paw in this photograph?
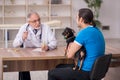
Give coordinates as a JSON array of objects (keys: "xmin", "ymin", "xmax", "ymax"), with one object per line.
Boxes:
[{"xmin": 73, "ymin": 67, "xmax": 77, "ymax": 70}]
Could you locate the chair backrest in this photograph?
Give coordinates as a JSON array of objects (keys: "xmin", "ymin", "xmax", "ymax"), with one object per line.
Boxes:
[{"xmin": 90, "ymin": 54, "xmax": 112, "ymax": 80}]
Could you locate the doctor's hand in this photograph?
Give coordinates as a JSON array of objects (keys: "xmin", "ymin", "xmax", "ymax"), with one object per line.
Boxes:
[
  {"xmin": 22, "ymin": 31, "xmax": 28, "ymax": 41},
  {"xmin": 41, "ymin": 43, "xmax": 49, "ymax": 51}
]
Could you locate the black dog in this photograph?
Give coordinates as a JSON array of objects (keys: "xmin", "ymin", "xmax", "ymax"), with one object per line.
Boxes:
[{"xmin": 62, "ymin": 27, "xmax": 86, "ymax": 70}]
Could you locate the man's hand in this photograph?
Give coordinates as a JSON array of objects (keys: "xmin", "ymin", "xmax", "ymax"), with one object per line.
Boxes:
[
  {"xmin": 22, "ymin": 31, "xmax": 28, "ymax": 41},
  {"xmin": 67, "ymin": 42, "xmax": 73, "ymax": 53},
  {"xmin": 64, "ymin": 47, "xmax": 67, "ymax": 56}
]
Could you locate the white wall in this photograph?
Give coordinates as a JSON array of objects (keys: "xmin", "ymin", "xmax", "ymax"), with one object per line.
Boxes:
[
  {"xmin": 72, "ymin": 0, "xmax": 120, "ymax": 39},
  {"xmin": 99, "ymin": 0, "xmax": 120, "ymax": 38},
  {"xmin": 72, "ymin": 0, "xmax": 87, "ymax": 33}
]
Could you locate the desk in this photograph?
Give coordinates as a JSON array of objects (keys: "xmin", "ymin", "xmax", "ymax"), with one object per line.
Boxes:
[
  {"xmin": 0, "ymin": 47, "xmax": 73, "ymax": 80},
  {"xmin": 105, "ymin": 39, "xmax": 120, "ymax": 67}
]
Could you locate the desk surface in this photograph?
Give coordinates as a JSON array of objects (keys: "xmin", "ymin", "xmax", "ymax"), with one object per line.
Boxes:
[{"xmin": 0, "ymin": 47, "xmax": 66, "ymax": 61}]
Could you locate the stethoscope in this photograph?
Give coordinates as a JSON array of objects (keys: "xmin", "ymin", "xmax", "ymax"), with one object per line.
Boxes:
[{"xmin": 26, "ymin": 24, "xmax": 42, "ymax": 42}]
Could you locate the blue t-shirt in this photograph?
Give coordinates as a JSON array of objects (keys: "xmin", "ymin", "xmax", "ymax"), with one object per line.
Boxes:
[{"xmin": 74, "ymin": 26, "xmax": 105, "ymax": 71}]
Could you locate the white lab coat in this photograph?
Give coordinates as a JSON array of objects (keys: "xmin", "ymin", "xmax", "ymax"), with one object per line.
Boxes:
[{"xmin": 13, "ymin": 23, "xmax": 57, "ymax": 50}]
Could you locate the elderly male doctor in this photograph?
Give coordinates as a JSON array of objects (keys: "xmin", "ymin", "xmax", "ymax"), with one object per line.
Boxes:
[
  {"xmin": 13, "ymin": 12, "xmax": 57, "ymax": 80},
  {"xmin": 13, "ymin": 12, "xmax": 57, "ymax": 50}
]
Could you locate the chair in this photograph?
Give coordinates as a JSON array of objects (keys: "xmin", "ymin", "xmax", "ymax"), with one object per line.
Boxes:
[{"xmin": 90, "ymin": 54, "xmax": 112, "ymax": 80}]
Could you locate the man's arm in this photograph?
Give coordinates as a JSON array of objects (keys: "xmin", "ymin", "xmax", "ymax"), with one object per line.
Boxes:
[{"xmin": 66, "ymin": 42, "xmax": 81, "ymax": 58}]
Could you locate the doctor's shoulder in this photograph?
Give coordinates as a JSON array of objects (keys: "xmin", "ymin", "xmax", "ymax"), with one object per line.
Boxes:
[
  {"xmin": 42, "ymin": 23, "xmax": 50, "ymax": 28},
  {"xmin": 41, "ymin": 23, "xmax": 51, "ymax": 30}
]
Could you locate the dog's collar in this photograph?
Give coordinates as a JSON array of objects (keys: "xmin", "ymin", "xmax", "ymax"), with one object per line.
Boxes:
[{"xmin": 88, "ymin": 25, "xmax": 93, "ymax": 27}]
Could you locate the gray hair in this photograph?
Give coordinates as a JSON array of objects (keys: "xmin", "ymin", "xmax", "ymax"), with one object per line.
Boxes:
[{"xmin": 27, "ymin": 12, "xmax": 40, "ymax": 21}]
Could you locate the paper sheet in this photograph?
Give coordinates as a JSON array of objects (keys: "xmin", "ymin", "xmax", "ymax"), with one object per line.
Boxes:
[{"xmin": 32, "ymin": 48, "xmax": 45, "ymax": 52}]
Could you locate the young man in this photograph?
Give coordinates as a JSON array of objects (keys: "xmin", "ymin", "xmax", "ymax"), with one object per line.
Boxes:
[{"xmin": 48, "ymin": 8, "xmax": 105, "ymax": 80}]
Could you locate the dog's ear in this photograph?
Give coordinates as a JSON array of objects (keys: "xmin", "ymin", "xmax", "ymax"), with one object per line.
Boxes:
[
  {"xmin": 62, "ymin": 27, "xmax": 75, "ymax": 37},
  {"xmin": 62, "ymin": 28, "xmax": 66, "ymax": 35},
  {"xmin": 67, "ymin": 27, "xmax": 75, "ymax": 32}
]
